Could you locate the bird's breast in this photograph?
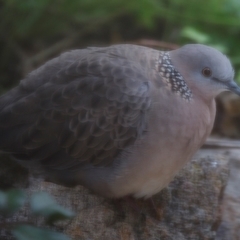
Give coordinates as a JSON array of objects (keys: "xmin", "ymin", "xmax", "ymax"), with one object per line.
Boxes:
[{"xmin": 111, "ymin": 94, "xmax": 215, "ymax": 198}]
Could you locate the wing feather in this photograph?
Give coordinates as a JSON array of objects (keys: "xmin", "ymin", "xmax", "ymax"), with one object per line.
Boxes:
[{"xmin": 0, "ymin": 46, "xmax": 152, "ymax": 169}]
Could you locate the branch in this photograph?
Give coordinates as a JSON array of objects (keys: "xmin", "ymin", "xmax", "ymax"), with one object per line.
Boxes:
[
  {"xmin": 129, "ymin": 39, "xmax": 179, "ymax": 50},
  {"xmin": 203, "ymin": 137, "xmax": 240, "ymax": 149}
]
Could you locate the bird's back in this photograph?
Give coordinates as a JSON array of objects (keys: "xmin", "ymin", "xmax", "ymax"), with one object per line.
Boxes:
[{"xmin": 0, "ymin": 45, "xmax": 158, "ymax": 183}]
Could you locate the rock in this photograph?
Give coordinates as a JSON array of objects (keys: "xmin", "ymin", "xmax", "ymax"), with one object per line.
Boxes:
[
  {"xmin": 216, "ymin": 149, "xmax": 240, "ymax": 240},
  {"xmin": 0, "ymin": 148, "xmax": 230, "ymax": 240},
  {"xmin": 214, "ymin": 92, "xmax": 240, "ymax": 138}
]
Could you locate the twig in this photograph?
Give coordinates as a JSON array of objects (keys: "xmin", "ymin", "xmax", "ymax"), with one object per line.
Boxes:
[
  {"xmin": 129, "ymin": 39, "xmax": 179, "ymax": 50},
  {"xmin": 203, "ymin": 137, "xmax": 240, "ymax": 149}
]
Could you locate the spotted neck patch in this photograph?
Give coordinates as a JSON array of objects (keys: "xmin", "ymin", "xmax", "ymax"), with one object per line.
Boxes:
[{"xmin": 156, "ymin": 52, "xmax": 192, "ymax": 101}]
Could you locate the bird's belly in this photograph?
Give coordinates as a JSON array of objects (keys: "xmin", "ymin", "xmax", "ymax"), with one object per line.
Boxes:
[
  {"xmin": 112, "ymin": 113, "xmax": 208, "ymax": 198},
  {"xmin": 131, "ymin": 141, "xmax": 194, "ymax": 198},
  {"xmin": 112, "ymin": 129, "xmax": 198, "ymax": 199},
  {"xmin": 133, "ymin": 176, "xmax": 169, "ymax": 199}
]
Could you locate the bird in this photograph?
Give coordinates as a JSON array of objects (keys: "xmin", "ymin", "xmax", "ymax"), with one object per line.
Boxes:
[{"xmin": 0, "ymin": 44, "xmax": 239, "ymax": 199}]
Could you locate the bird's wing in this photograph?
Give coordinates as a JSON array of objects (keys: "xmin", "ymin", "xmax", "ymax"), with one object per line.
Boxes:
[{"xmin": 0, "ymin": 47, "xmax": 152, "ymax": 169}]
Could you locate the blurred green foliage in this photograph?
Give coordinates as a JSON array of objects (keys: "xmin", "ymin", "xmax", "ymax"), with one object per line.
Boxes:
[
  {"xmin": 13, "ymin": 225, "xmax": 71, "ymax": 240},
  {"xmin": 1, "ymin": 0, "xmax": 240, "ymax": 90},
  {"xmin": 0, "ymin": 189, "xmax": 26, "ymax": 216},
  {"xmin": 0, "ymin": 190, "xmax": 74, "ymax": 240},
  {"xmin": 30, "ymin": 192, "xmax": 75, "ymax": 224}
]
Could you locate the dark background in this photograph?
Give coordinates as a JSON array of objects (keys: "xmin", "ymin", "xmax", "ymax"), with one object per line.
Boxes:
[
  {"xmin": 1, "ymin": 0, "xmax": 240, "ymax": 92},
  {"xmin": 1, "ymin": 0, "xmax": 240, "ymax": 138}
]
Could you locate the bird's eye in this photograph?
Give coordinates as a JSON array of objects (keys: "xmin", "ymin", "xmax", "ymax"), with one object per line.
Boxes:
[{"xmin": 202, "ymin": 67, "xmax": 212, "ymax": 77}]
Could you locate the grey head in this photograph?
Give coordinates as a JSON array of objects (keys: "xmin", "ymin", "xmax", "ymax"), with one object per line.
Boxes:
[{"xmin": 168, "ymin": 44, "xmax": 240, "ymax": 100}]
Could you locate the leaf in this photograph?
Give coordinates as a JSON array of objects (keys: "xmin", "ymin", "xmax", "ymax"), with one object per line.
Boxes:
[
  {"xmin": 30, "ymin": 192, "xmax": 75, "ymax": 224},
  {"xmin": 181, "ymin": 26, "xmax": 211, "ymax": 44},
  {"xmin": 12, "ymin": 225, "xmax": 71, "ymax": 240},
  {"xmin": 0, "ymin": 189, "xmax": 26, "ymax": 215},
  {"xmin": 0, "ymin": 191, "xmax": 7, "ymax": 214}
]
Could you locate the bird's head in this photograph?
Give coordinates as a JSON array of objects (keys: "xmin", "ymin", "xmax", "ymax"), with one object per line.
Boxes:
[{"xmin": 169, "ymin": 44, "xmax": 240, "ymax": 100}]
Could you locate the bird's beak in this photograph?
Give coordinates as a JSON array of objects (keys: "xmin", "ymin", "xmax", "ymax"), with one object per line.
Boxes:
[{"xmin": 227, "ymin": 81, "xmax": 240, "ymax": 96}]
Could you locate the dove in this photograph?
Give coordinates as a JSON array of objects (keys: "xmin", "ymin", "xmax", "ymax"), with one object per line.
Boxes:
[{"xmin": 0, "ymin": 44, "xmax": 239, "ymax": 198}]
